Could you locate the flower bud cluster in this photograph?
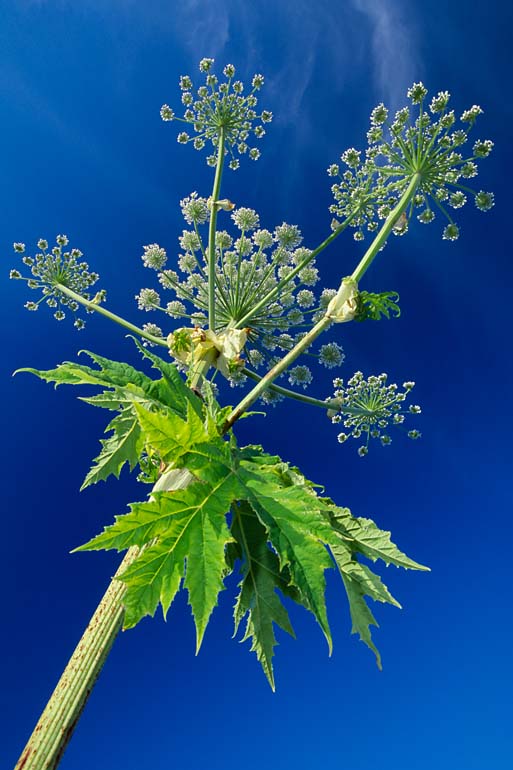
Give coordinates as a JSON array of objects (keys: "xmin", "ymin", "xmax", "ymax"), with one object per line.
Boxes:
[
  {"xmin": 328, "ymin": 83, "xmax": 494, "ymax": 241},
  {"xmin": 160, "ymin": 59, "xmax": 272, "ymax": 170},
  {"xmin": 330, "ymin": 372, "xmax": 421, "ymax": 455},
  {"xmin": 10, "ymin": 237, "xmax": 101, "ymax": 328}
]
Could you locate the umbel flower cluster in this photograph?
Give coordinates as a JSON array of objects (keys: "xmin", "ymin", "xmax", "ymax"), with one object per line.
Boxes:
[
  {"xmin": 160, "ymin": 58, "xmax": 272, "ymax": 170},
  {"xmin": 328, "ymin": 83, "xmax": 494, "ymax": 241},
  {"xmin": 330, "ymin": 373, "xmax": 421, "ymax": 456},
  {"xmin": 9, "ymin": 70, "xmax": 495, "ymax": 456},
  {"xmin": 10, "ymin": 236, "xmax": 101, "ymax": 329},
  {"xmin": 136, "ymin": 192, "xmax": 344, "ymax": 388}
]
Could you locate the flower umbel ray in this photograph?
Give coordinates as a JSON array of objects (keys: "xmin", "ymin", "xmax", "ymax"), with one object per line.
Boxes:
[
  {"xmin": 137, "ymin": 196, "xmax": 326, "ymax": 374},
  {"xmin": 10, "ymin": 237, "xmax": 166, "ymax": 347},
  {"xmin": 160, "ymin": 59, "xmax": 272, "ymax": 170},
  {"xmin": 331, "ymin": 372, "xmax": 421, "ymax": 456},
  {"xmin": 10, "ymin": 236, "xmax": 101, "ymax": 329},
  {"xmin": 328, "ymin": 83, "xmax": 494, "ymax": 241}
]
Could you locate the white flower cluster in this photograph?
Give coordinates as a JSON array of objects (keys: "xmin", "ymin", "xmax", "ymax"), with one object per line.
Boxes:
[
  {"xmin": 328, "ymin": 83, "xmax": 494, "ymax": 241},
  {"xmin": 137, "ymin": 194, "xmax": 347, "ymax": 384},
  {"xmin": 160, "ymin": 59, "xmax": 272, "ymax": 170},
  {"xmin": 331, "ymin": 372, "xmax": 421, "ymax": 455},
  {"xmin": 10, "ymin": 237, "xmax": 101, "ymax": 329}
]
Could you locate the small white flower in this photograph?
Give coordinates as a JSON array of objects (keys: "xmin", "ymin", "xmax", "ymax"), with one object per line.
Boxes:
[
  {"xmin": 142, "ymin": 244, "xmax": 167, "ymax": 270},
  {"xmin": 288, "ymin": 365, "xmax": 313, "ymax": 389},
  {"xmin": 319, "ymin": 342, "xmax": 345, "ymax": 369},
  {"xmin": 231, "ymin": 207, "xmax": 260, "ymax": 232},
  {"xmin": 136, "ymin": 288, "xmax": 160, "ymax": 311}
]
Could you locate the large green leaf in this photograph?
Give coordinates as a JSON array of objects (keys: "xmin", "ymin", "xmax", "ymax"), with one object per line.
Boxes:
[
  {"xmin": 238, "ymin": 453, "xmax": 337, "ymax": 654},
  {"xmin": 80, "ymin": 409, "xmax": 144, "ymax": 490},
  {"xmin": 232, "ymin": 502, "xmax": 295, "ymax": 690},
  {"xmin": 79, "ymin": 388, "xmax": 133, "ymax": 411},
  {"xmin": 16, "ymin": 349, "xmax": 199, "ymax": 419},
  {"xmin": 330, "ymin": 540, "xmax": 401, "ymax": 669},
  {"xmin": 329, "ymin": 507, "xmax": 429, "ymax": 570},
  {"xmin": 116, "ymin": 534, "xmax": 187, "ymax": 629},
  {"xmin": 78, "ymin": 454, "xmax": 238, "ymax": 648},
  {"xmin": 134, "ymin": 401, "xmax": 210, "ymax": 463},
  {"xmin": 17, "ymin": 351, "xmax": 154, "ymax": 390},
  {"xmin": 130, "ymin": 337, "xmax": 202, "ymax": 418},
  {"xmin": 72, "ymin": 389, "xmax": 429, "ymax": 687}
]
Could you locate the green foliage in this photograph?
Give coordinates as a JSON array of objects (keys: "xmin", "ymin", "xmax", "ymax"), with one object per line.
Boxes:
[
  {"xmin": 355, "ymin": 290, "xmax": 401, "ymax": 321},
  {"xmin": 326, "ymin": 506, "xmax": 428, "ymax": 666},
  {"xmin": 16, "ymin": 346, "xmax": 202, "ymax": 489},
  {"xmin": 20, "ymin": 348, "xmax": 428, "ymax": 688},
  {"xmin": 232, "ymin": 502, "xmax": 296, "ymax": 690},
  {"xmin": 237, "ymin": 449, "xmax": 338, "ymax": 654},
  {"xmin": 328, "ymin": 507, "xmax": 426, "ymax": 569},
  {"xmin": 80, "ymin": 409, "xmax": 144, "ymax": 491}
]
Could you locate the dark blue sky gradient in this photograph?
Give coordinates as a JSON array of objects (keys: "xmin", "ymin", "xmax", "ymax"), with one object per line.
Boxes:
[{"xmin": 2, "ymin": 1, "xmax": 512, "ymax": 768}]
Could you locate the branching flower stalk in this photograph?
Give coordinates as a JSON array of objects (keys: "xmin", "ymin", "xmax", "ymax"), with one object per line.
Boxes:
[
  {"xmin": 207, "ymin": 128, "xmax": 226, "ymax": 330},
  {"xmin": 232, "ymin": 211, "xmax": 357, "ymax": 331},
  {"xmin": 350, "ymin": 173, "xmax": 420, "ymax": 282},
  {"xmin": 9, "ymin": 62, "xmax": 494, "ymax": 770},
  {"xmin": 224, "ymin": 174, "xmax": 423, "ymax": 428},
  {"xmin": 55, "ymin": 283, "xmax": 169, "ymax": 348}
]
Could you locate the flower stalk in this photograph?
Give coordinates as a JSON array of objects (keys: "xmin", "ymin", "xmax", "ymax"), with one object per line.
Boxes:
[
  {"xmin": 350, "ymin": 173, "xmax": 421, "ymax": 283},
  {"xmin": 224, "ymin": 313, "xmax": 333, "ymax": 429},
  {"xmin": 242, "ymin": 367, "xmax": 360, "ymax": 414},
  {"xmin": 15, "ymin": 547, "xmax": 138, "ymax": 770},
  {"xmin": 226, "ymin": 177, "xmax": 420, "ymax": 428},
  {"xmin": 208, "ymin": 129, "xmax": 226, "ymax": 331},
  {"xmin": 56, "ymin": 284, "xmax": 168, "ymax": 348},
  {"xmin": 234, "ymin": 212, "xmax": 356, "ymax": 330}
]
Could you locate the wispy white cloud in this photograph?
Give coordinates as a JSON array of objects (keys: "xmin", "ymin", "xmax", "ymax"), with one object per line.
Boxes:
[
  {"xmin": 13, "ymin": 0, "xmax": 422, "ymax": 210},
  {"xmin": 19, "ymin": 0, "xmax": 419, "ymax": 117},
  {"xmin": 174, "ymin": 0, "xmax": 231, "ymax": 56},
  {"xmin": 20, "ymin": 0, "xmax": 230, "ymax": 55},
  {"xmin": 351, "ymin": 0, "xmax": 421, "ymax": 108}
]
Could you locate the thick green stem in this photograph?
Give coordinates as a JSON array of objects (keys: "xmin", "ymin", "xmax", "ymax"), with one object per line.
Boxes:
[
  {"xmin": 207, "ymin": 130, "xmax": 226, "ymax": 331},
  {"xmin": 55, "ymin": 284, "xmax": 169, "ymax": 348},
  {"xmin": 188, "ymin": 357, "xmax": 213, "ymax": 390},
  {"xmin": 14, "ymin": 469, "xmax": 193, "ymax": 770},
  {"xmin": 234, "ymin": 213, "xmax": 356, "ymax": 330},
  {"xmin": 350, "ymin": 173, "xmax": 421, "ymax": 283},
  {"xmin": 227, "ymin": 175, "xmax": 421, "ymax": 428},
  {"xmin": 224, "ymin": 314, "xmax": 332, "ymax": 430}
]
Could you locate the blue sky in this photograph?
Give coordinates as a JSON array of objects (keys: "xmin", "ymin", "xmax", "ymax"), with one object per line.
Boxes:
[{"xmin": 2, "ymin": 1, "xmax": 512, "ymax": 768}]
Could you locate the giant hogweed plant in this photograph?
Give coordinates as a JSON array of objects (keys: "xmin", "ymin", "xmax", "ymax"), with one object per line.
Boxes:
[{"xmin": 11, "ymin": 60, "xmax": 493, "ymax": 770}]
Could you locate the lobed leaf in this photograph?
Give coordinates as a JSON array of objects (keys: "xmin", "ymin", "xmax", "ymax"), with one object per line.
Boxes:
[
  {"xmin": 74, "ymin": 409, "xmax": 428, "ymax": 686},
  {"xmin": 78, "ymin": 436, "xmax": 239, "ymax": 649},
  {"xmin": 239, "ymin": 453, "xmax": 337, "ymax": 654},
  {"xmin": 16, "ymin": 348, "xmax": 199, "ymax": 420},
  {"xmin": 118, "ymin": 539, "xmax": 185, "ymax": 629},
  {"xmin": 80, "ymin": 409, "xmax": 144, "ymax": 490},
  {"xmin": 329, "ymin": 507, "xmax": 430, "ymax": 571},
  {"xmin": 232, "ymin": 502, "xmax": 295, "ymax": 690},
  {"xmin": 129, "ymin": 337, "xmax": 203, "ymax": 417},
  {"xmin": 134, "ymin": 401, "xmax": 210, "ymax": 463},
  {"xmin": 330, "ymin": 540, "xmax": 401, "ymax": 668}
]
